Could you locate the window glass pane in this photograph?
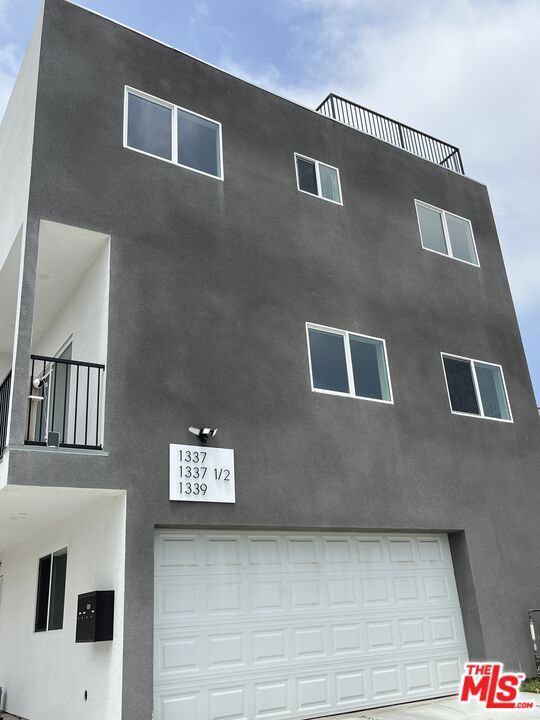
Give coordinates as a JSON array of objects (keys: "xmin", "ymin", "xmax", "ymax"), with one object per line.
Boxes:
[
  {"xmin": 417, "ymin": 204, "xmax": 447, "ymax": 254},
  {"xmin": 443, "ymin": 356, "xmax": 479, "ymax": 414},
  {"xmin": 319, "ymin": 164, "xmax": 341, "ymax": 203},
  {"xmin": 308, "ymin": 329, "xmax": 349, "ymax": 393},
  {"xmin": 35, "ymin": 555, "xmax": 51, "ymax": 632},
  {"xmin": 446, "ymin": 214, "xmax": 478, "ymax": 264},
  {"xmin": 178, "ymin": 110, "xmax": 220, "ymax": 177},
  {"xmin": 48, "ymin": 549, "xmax": 67, "ymax": 631},
  {"xmin": 474, "ymin": 363, "xmax": 510, "ymax": 420},
  {"xmin": 297, "ymin": 158, "xmax": 318, "ymax": 195},
  {"xmin": 127, "ymin": 93, "xmax": 172, "ymax": 160},
  {"xmin": 349, "ymin": 336, "xmax": 390, "ymax": 400}
]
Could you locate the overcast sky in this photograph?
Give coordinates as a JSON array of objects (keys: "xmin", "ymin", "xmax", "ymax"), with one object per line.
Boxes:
[{"xmin": 1, "ymin": 0, "xmax": 538, "ymax": 401}]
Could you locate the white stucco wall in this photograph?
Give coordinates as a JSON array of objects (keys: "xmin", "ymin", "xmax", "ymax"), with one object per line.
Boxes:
[
  {"xmin": 33, "ymin": 241, "xmax": 110, "ymax": 365},
  {"xmin": 0, "ymin": 355, "xmax": 11, "ymax": 383},
  {"xmin": 0, "ymin": 4, "xmax": 42, "ymax": 269},
  {"xmin": 29, "ymin": 242, "xmax": 110, "ymax": 446},
  {"xmin": 0, "ymin": 492, "xmax": 126, "ymax": 720}
]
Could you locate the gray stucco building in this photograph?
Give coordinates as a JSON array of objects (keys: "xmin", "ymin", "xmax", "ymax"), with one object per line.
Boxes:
[{"xmin": 0, "ymin": 2, "xmax": 539, "ymax": 719}]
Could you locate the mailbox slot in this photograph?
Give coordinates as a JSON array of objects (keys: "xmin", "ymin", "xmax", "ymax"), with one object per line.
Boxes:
[{"xmin": 76, "ymin": 590, "xmax": 114, "ymax": 642}]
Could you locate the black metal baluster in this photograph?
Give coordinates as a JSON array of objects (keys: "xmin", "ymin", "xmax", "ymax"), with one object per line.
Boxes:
[
  {"xmin": 85, "ymin": 366, "xmax": 90, "ymax": 446},
  {"xmin": 27, "ymin": 358, "xmax": 35, "ymax": 442},
  {"xmin": 73, "ymin": 364, "xmax": 79, "ymax": 446},
  {"xmin": 95, "ymin": 368, "xmax": 101, "ymax": 447}
]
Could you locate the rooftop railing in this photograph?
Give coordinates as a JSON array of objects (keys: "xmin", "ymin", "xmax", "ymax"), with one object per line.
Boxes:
[{"xmin": 317, "ymin": 93, "xmax": 464, "ymax": 175}]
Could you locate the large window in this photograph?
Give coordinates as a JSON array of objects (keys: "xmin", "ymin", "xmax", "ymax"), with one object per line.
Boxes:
[
  {"xmin": 442, "ymin": 354, "xmax": 512, "ymax": 421},
  {"xmin": 416, "ymin": 200, "xmax": 478, "ymax": 266},
  {"xmin": 124, "ymin": 87, "xmax": 223, "ymax": 179},
  {"xmin": 306, "ymin": 324, "xmax": 392, "ymax": 402},
  {"xmin": 295, "ymin": 154, "xmax": 342, "ymax": 204},
  {"xmin": 35, "ymin": 548, "xmax": 67, "ymax": 632}
]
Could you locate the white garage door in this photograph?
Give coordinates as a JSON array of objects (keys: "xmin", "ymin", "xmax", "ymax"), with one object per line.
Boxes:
[{"xmin": 154, "ymin": 531, "xmax": 468, "ymax": 720}]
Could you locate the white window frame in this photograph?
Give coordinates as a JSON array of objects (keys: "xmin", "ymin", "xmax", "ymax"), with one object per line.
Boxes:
[
  {"xmin": 306, "ymin": 322, "xmax": 393, "ymax": 404},
  {"xmin": 123, "ymin": 86, "xmax": 224, "ymax": 181},
  {"xmin": 415, "ymin": 200, "xmax": 479, "ymax": 267},
  {"xmin": 34, "ymin": 546, "xmax": 68, "ymax": 633},
  {"xmin": 440, "ymin": 352, "xmax": 513, "ymax": 423},
  {"xmin": 294, "ymin": 153, "xmax": 343, "ymax": 206}
]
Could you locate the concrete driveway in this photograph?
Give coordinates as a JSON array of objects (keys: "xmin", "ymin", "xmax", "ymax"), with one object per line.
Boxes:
[{"xmin": 322, "ymin": 693, "xmax": 540, "ymax": 719}]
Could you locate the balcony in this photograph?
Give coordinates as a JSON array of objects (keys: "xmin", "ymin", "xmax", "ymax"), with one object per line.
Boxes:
[
  {"xmin": 317, "ymin": 93, "xmax": 464, "ymax": 175},
  {"xmin": 25, "ymin": 355, "xmax": 105, "ymax": 450},
  {"xmin": 0, "ymin": 371, "xmax": 11, "ymax": 458}
]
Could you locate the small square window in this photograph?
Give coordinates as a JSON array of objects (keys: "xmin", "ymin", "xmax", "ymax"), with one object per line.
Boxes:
[
  {"xmin": 295, "ymin": 154, "xmax": 342, "ymax": 204},
  {"xmin": 308, "ymin": 328, "xmax": 349, "ymax": 394},
  {"xmin": 127, "ymin": 92, "xmax": 172, "ymax": 161},
  {"xmin": 177, "ymin": 109, "xmax": 221, "ymax": 177},
  {"xmin": 307, "ymin": 324, "xmax": 392, "ymax": 403},
  {"xmin": 416, "ymin": 201, "xmax": 478, "ymax": 266},
  {"xmin": 416, "ymin": 204, "xmax": 447, "ymax": 254},
  {"xmin": 442, "ymin": 354, "xmax": 511, "ymax": 421},
  {"xmin": 297, "ymin": 157, "xmax": 318, "ymax": 196},
  {"xmin": 349, "ymin": 335, "xmax": 392, "ymax": 401},
  {"xmin": 35, "ymin": 548, "xmax": 68, "ymax": 632},
  {"xmin": 445, "ymin": 214, "xmax": 478, "ymax": 264}
]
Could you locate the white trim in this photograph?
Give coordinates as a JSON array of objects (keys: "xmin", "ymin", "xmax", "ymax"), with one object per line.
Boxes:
[
  {"xmin": 415, "ymin": 200, "xmax": 479, "ymax": 267},
  {"xmin": 440, "ymin": 352, "xmax": 513, "ymax": 423},
  {"xmin": 67, "ymin": 1, "xmax": 488, "ymax": 187},
  {"xmin": 294, "ymin": 153, "xmax": 343, "ymax": 206},
  {"xmin": 306, "ymin": 322, "xmax": 394, "ymax": 404},
  {"xmin": 123, "ymin": 86, "xmax": 224, "ymax": 181}
]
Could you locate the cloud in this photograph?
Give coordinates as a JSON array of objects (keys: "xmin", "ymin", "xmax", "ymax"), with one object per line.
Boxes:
[
  {"xmin": 221, "ymin": 0, "xmax": 540, "ymax": 395},
  {"xmin": 0, "ymin": 42, "xmax": 19, "ymax": 118},
  {"xmin": 275, "ymin": 0, "xmax": 540, "ymax": 313}
]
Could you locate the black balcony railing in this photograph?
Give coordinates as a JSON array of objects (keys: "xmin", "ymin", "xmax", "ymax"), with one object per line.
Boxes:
[
  {"xmin": 26, "ymin": 355, "xmax": 105, "ymax": 450},
  {"xmin": 316, "ymin": 93, "xmax": 464, "ymax": 175},
  {"xmin": 0, "ymin": 371, "xmax": 11, "ymax": 459}
]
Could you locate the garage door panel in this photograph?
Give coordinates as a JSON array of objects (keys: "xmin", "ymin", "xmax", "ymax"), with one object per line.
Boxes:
[
  {"xmin": 155, "ymin": 573, "xmax": 460, "ymax": 626},
  {"xmin": 155, "ymin": 650, "xmax": 468, "ymax": 719},
  {"xmin": 155, "ymin": 533, "xmax": 454, "ymax": 574},
  {"xmin": 154, "ymin": 531, "xmax": 467, "ymax": 720}
]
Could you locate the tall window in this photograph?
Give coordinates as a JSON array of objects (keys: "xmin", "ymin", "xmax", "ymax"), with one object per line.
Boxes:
[
  {"xmin": 306, "ymin": 324, "xmax": 392, "ymax": 402},
  {"xmin": 416, "ymin": 201, "xmax": 478, "ymax": 266},
  {"xmin": 124, "ymin": 87, "xmax": 223, "ymax": 179},
  {"xmin": 35, "ymin": 548, "xmax": 68, "ymax": 632},
  {"xmin": 295, "ymin": 154, "xmax": 342, "ymax": 204},
  {"xmin": 442, "ymin": 354, "xmax": 512, "ymax": 421}
]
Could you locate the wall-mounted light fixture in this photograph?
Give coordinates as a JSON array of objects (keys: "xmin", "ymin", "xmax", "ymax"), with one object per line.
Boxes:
[{"xmin": 188, "ymin": 426, "xmax": 217, "ymax": 444}]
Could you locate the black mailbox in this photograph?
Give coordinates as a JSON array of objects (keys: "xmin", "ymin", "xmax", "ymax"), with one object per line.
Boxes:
[{"xmin": 76, "ymin": 590, "xmax": 114, "ymax": 643}]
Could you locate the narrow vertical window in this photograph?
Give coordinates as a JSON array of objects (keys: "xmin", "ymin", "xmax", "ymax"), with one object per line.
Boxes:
[
  {"xmin": 442, "ymin": 354, "xmax": 512, "ymax": 421},
  {"xmin": 34, "ymin": 555, "xmax": 52, "ymax": 632},
  {"xmin": 34, "ymin": 548, "xmax": 68, "ymax": 632},
  {"xmin": 48, "ymin": 549, "xmax": 68, "ymax": 630},
  {"xmin": 416, "ymin": 201, "xmax": 478, "ymax": 266},
  {"xmin": 295, "ymin": 154, "xmax": 342, "ymax": 204}
]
